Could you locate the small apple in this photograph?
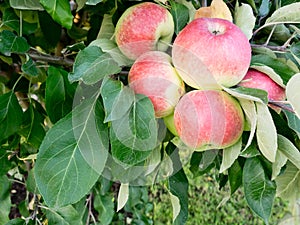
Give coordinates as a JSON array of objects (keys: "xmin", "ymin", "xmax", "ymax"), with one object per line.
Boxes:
[
  {"xmin": 238, "ymin": 69, "xmax": 286, "ymax": 111},
  {"xmin": 174, "ymin": 90, "xmax": 244, "ymax": 150},
  {"xmin": 128, "ymin": 51, "xmax": 185, "ymax": 118},
  {"xmin": 115, "ymin": 2, "xmax": 174, "ymax": 60},
  {"xmin": 172, "ymin": 17, "xmax": 251, "ymax": 90}
]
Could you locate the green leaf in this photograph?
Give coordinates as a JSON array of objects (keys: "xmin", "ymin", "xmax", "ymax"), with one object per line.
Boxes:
[
  {"xmin": 228, "ymin": 160, "xmax": 242, "ymax": 194},
  {"xmin": 21, "ymin": 55, "xmax": 38, "ymax": 76},
  {"xmin": 251, "ymin": 54, "xmax": 296, "ymax": 85},
  {"xmin": 189, "ymin": 150, "xmax": 218, "ymax": 177},
  {"xmin": 9, "ymin": 0, "xmax": 44, "ymax": 10},
  {"xmin": 283, "ymin": 110, "xmax": 300, "ymax": 133},
  {"xmin": 271, "ymin": 150, "xmax": 287, "ymax": 180},
  {"xmin": 0, "ymin": 30, "xmax": 30, "ymax": 56},
  {"xmin": 45, "ymin": 205, "xmax": 83, "ymax": 225},
  {"xmin": 110, "ymin": 94, "xmax": 158, "ymax": 166},
  {"xmin": 100, "ymin": 76, "xmax": 134, "ymax": 122},
  {"xmin": 89, "ymin": 39, "xmax": 133, "ymax": 67},
  {"xmin": 0, "ymin": 175, "xmax": 10, "ymax": 225},
  {"xmin": 68, "ymin": 46, "xmax": 121, "ymax": 85},
  {"xmin": 35, "ymin": 95, "xmax": 109, "ymax": 207},
  {"xmin": 265, "ymin": 2, "xmax": 300, "ymax": 24},
  {"xmin": 256, "ymin": 102, "xmax": 277, "ymax": 162},
  {"xmin": 0, "ymin": 91, "xmax": 23, "ymax": 142},
  {"xmin": 243, "ymin": 157, "xmax": 276, "ymax": 224},
  {"xmin": 45, "ymin": 66, "xmax": 77, "ymax": 124},
  {"xmin": 86, "ymin": 0, "xmax": 103, "ymax": 5},
  {"xmin": 4, "ymin": 218, "xmax": 27, "ymax": 225},
  {"xmin": 286, "ymin": 73, "xmax": 300, "ymax": 118},
  {"xmin": 97, "ymin": 14, "xmax": 115, "ymax": 39},
  {"xmin": 94, "ymin": 194, "xmax": 114, "ymax": 225},
  {"xmin": 238, "ymin": 99, "xmax": 257, "ymax": 150},
  {"xmin": 220, "ymin": 138, "xmax": 242, "ymax": 173},
  {"xmin": 170, "ymin": 1, "xmax": 189, "ymax": 34},
  {"xmin": 224, "ymin": 86, "xmax": 267, "ymax": 104},
  {"xmin": 166, "ymin": 142, "xmax": 188, "ymax": 225},
  {"xmin": 234, "ymin": 3, "xmax": 256, "ymax": 40},
  {"xmin": 277, "ymin": 134, "xmax": 300, "ymax": 169},
  {"xmin": 39, "ymin": 0, "xmax": 73, "ymax": 29},
  {"xmin": 258, "ymin": 0, "xmax": 270, "ymax": 17}
]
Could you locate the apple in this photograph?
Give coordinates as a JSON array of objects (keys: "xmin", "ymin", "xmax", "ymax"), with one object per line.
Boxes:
[
  {"xmin": 115, "ymin": 2, "xmax": 174, "ymax": 60},
  {"xmin": 174, "ymin": 90, "xmax": 244, "ymax": 150},
  {"xmin": 128, "ymin": 51, "xmax": 185, "ymax": 118},
  {"xmin": 163, "ymin": 113, "xmax": 178, "ymax": 136},
  {"xmin": 238, "ymin": 69, "xmax": 286, "ymax": 111},
  {"xmin": 172, "ymin": 17, "xmax": 251, "ymax": 90}
]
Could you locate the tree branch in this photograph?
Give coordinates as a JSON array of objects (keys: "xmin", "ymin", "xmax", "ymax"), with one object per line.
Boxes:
[{"xmin": 27, "ymin": 50, "xmax": 74, "ymax": 67}]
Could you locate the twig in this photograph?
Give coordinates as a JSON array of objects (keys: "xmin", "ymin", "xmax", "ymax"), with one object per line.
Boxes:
[
  {"xmin": 26, "ymin": 50, "xmax": 74, "ymax": 67},
  {"xmin": 251, "ymin": 43, "xmax": 288, "ymax": 52}
]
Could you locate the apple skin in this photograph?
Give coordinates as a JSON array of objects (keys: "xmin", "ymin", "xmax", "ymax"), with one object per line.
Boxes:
[
  {"xmin": 174, "ymin": 90, "xmax": 244, "ymax": 150},
  {"xmin": 163, "ymin": 113, "xmax": 178, "ymax": 136},
  {"xmin": 128, "ymin": 51, "xmax": 185, "ymax": 118},
  {"xmin": 172, "ymin": 18, "xmax": 251, "ymax": 90},
  {"xmin": 115, "ymin": 2, "xmax": 174, "ymax": 60},
  {"xmin": 238, "ymin": 69, "xmax": 286, "ymax": 102}
]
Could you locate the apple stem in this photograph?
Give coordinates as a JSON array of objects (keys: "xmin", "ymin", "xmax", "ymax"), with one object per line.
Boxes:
[{"xmin": 201, "ymin": 0, "xmax": 207, "ymax": 7}]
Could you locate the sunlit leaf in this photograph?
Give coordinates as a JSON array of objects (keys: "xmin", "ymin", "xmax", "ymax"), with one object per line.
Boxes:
[
  {"xmin": 45, "ymin": 205, "xmax": 83, "ymax": 225},
  {"xmin": 194, "ymin": 0, "xmax": 232, "ymax": 21},
  {"xmin": 69, "ymin": 46, "xmax": 121, "ymax": 84},
  {"xmin": 243, "ymin": 157, "xmax": 276, "ymax": 224},
  {"xmin": 0, "ymin": 175, "xmax": 10, "ymax": 224},
  {"xmin": 39, "ymin": 0, "xmax": 73, "ymax": 29},
  {"xmin": 286, "ymin": 73, "xmax": 300, "ymax": 118},
  {"xmin": 277, "ymin": 134, "xmax": 300, "ymax": 169},
  {"xmin": 86, "ymin": 0, "xmax": 103, "ymax": 5},
  {"xmin": 97, "ymin": 14, "xmax": 115, "ymax": 39},
  {"xmin": 223, "ymin": 86, "xmax": 267, "ymax": 104},
  {"xmin": 266, "ymin": 2, "xmax": 300, "ymax": 24},
  {"xmin": 117, "ymin": 183, "xmax": 129, "ymax": 212},
  {"xmin": 256, "ymin": 102, "xmax": 277, "ymax": 162},
  {"xmin": 220, "ymin": 138, "xmax": 242, "ymax": 173},
  {"xmin": 9, "ymin": 0, "xmax": 44, "ymax": 10},
  {"xmin": 234, "ymin": 3, "xmax": 256, "ymax": 40}
]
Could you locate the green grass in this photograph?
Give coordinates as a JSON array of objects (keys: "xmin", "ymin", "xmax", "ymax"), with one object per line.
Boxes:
[{"xmin": 150, "ymin": 169, "xmax": 288, "ymax": 225}]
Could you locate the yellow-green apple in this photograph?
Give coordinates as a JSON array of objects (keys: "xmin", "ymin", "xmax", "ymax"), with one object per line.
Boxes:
[
  {"xmin": 163, "ymin": 113, "xmax": 178, "ymax": 136},
  {"xmin": 115, "ymin": 2, "xmax": 174, "ymax": 60},
  {"xmin": 174, "ymin": 90, "xmax": 244, "ymax": 150},
  {"xmin": 128, "ymin": 51, "xmax": 185, "ymax": 118},
  {"xmin": 238, "ymin": 69, "xmax": 286, "ymax": 111},
  {"xmin": 172, "ymin": 18, "xmax": 251, "ymax": 90}
]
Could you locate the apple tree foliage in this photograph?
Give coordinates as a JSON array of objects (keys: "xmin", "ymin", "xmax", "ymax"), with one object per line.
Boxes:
[{"xmin": 1, "ymin": 0, "xmax": 300, "ymax": 224}]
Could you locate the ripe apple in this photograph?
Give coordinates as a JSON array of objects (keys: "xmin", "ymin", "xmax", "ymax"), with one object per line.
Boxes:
[
  {"xmin": 172, "ymin": 17, "xmax": 251, "ymax": 90},
  {"xmin": 238, "ymin": 69, "xmax": 286, "ymax": 111},
  {"xmin": 115, "ymin": 2, "xmax": 174, "ymax": 60},
  {"xmin": 128, "ymin": 51, "xmax": 185, "ymax": 118},
  {"xmin": 174, "ymin": 90, "xmax": 244, "ymax": 150}
]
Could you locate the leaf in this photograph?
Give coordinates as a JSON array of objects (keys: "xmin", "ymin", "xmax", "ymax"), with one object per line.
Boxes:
[
  {"xmin": 256, "ymin": 102, "xmax": 277, "ymax": 162},
  {"xmin": 9, "ymin": 0, "xmax": 44, "ymax": 10},
  {"xmin": 258, "ymin": 0, "xmax": 270, "ymax": 17},
  {"xmin": 94, "ymin": 194, "xmax": 114, "ymax": 225},
  {"xmin": 166, "ymin": 142, "xmax": 189, "ymax": 225},
  {"xmin": 110, "ymin": 94, "xmax": 158, "ymax": 166},
  {"xmin": 100, "ymin": 76, "xmax": 135, "ymax": 122},
  {"xmin": 265, "ymin": 2, "xmax": 300, "ymax": 24},
  {"xmin": 170, "ymin": 1, "xmax": 189, "ymax": 34},
  {"xmin": 117, "ymin": 183, "xmax": 129, "ymax": 212},
  {"xmin": 4, "ymin": 218, "xmax": 26, "ymax": 225},
  {"xmin": 277, "ymin": 134, "xmax": 300, "ymax": 170},
  {"xmin": 35, "ymin": 95, "xmax": 109, "ymax": 208},
  {"xmin": 21, "ymin": 55, "xmax": 38, "ymax": 76},
  {"xmin": 0, "ymin": 30, "xmax": 30, "ymax": 56},
  {"xmin": 286, "ymin": 73, "xmax": 300, "ymax": 118},
  {"xmin": 271, "ymin": 150, "xmax": 287, "ymax": 180},
  {"xmin": 68, "ymin": 46, "xmax": 121, "ymax": 84},
  {"xmin": 283, "ymin": 110, "xmax": 300, "ymax": 133},
  {"xmin": 243, "ymin": 157, "xmax": 276, "ymax": 224},
  {"xmin": 251, "ymin": 54, "xmax": 296, "ymax": 85},
  {"xmin": 45, "ymin": 66, "xmax": 77, "ymax": 124},
  {"xmin": 228, "ymin": 160, "xmax": 242, "ymax": 194},
  {"xmin": 189, "ymin": 150, "xmax": 218, "ymax": 177},
  {"xmin": 86, "ymin": 0, "xmax": 103, "ymax": 5},
  {"xmin": 0, "ymin": 91, "xmax": 23, "ymax": 142},
  {"xmin": 234, "ymin": 3, "xmax": 256, "ymax": 40},
  {"xmin": 223, "ymin": 86, "xmax": 267, "ymax": 104},
  {"xmin": 45, "ymin": 205, "xmax": 83, "ymax": 225},
  {"xmin": 0, "ymin": 175, "xmax": 10, "ymax": 225},
  {"xmin": 97, "ymin": 14, "xmax": 115, "ymax": 39},
  {"xmin": 39, "ymin": 0, "xmax": 73, "ymax": 29},
  {"xmin": 220, "ymin": 138, "xmax": 242, "ymax": 173},
  {"xmin": 238, "ymin": 99, "xmax": 257, "ymax": 151},
  {"xmin": 89, "ymin": 39, "xmax": 133, "ymax": 67}
]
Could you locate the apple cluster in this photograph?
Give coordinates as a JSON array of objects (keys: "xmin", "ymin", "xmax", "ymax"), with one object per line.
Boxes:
[{"xmin": 115, "ymin": 2, "xmax": 285, "ymax": 150}]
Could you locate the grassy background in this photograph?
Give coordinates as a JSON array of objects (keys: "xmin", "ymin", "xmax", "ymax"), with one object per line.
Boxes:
[{"xmin": 150, "ymin": 169, "xmax": 288, "ymax": 225}]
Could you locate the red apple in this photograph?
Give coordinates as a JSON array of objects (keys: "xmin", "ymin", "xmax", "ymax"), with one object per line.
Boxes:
[
  {"xmin": 174, "ymin": 90, "xmax": 244, "ymax": 150},
  {"xmin": 128, "ymin": 51, "xmax": 185, "ymax": 118},
  {"xmin": 238, "ymin": 69, "xmax": 286, "ymax": 111},
  {"xmin": 172, "ymin": 18, "xmax": 251, "ymax": 89},
  {"xmin": 115, "ymin": 2, "xmax": 174, "ymax": 60}
]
